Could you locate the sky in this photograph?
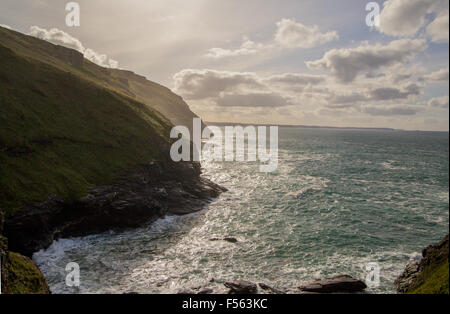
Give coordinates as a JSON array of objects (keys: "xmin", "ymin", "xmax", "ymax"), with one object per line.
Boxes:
[{"xmin": 1, "ymin": 0, "xmax": 449, "ymax": 131}]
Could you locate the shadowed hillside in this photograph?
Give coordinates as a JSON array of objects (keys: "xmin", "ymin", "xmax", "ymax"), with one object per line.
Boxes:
[{"xmin": 0, "ymin": 26, "xmax": 202, "ymax": 214}]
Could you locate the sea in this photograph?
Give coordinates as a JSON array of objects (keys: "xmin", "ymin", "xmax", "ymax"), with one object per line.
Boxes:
[{"xmin": 33, "ymin": 127, "xmax": 449, "ymax": 294}]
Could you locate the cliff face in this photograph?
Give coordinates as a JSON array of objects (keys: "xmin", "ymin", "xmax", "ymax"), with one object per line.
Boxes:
[
  {"xmin": 0, "ymin": 26, "xmax": 224, "ymax": 293},
  {"xmin": 108, "ymin": 69, "xmax": 201, "ymax": 133},
  {"xmin": 5, "ymin": 161, "xmax": 225, "ymax": 257},
  {"xmin": 395, "ymin": 234, "xmax": 449, "ymax": 294}
]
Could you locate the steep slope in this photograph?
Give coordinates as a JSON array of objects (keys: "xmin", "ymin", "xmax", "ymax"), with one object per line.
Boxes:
[
  {"xmin": 109, "ymin": 69, "xmax": 200, "ymax": 131},
  {"xmin": 0, "ymin": 26, "xmax": 205, "ymax": 215},
  {"xmin": 395, "ymin": 234, "xmax": 449, "ymax": 294},
  {"xmin": 0, "ymin": 41, "xmax": 172, "ymax": 214},
  {"xmin": 0, "ymin": 26, "xmax": 200, "ymax": 130}
]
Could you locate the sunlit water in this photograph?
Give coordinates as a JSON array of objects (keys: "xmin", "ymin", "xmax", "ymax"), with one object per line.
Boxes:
[{"xmin": 33, "ymin": 128, "xmax": 449, "ymax": 294}]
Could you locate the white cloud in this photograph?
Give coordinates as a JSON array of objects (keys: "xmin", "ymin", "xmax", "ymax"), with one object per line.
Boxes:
[
  {"xmin": 173, "ymin": 69, "xmax": 326, "ymax": 104},
  {"xmin": 173, "ymin": 69, "xmax": 329, "ymax": 108},
  {"xmin": 264, "ymin": 73, "xmax": 326, "ymax": 86},
  {"xmin": 306, "ymin": 39, "xmax": 427, "ymax": 83},
  {"xmin": 29, "ymin": 26, "xmax": 119, "ymax": 69},
  {"xmin": 274, "ymin": 18, "xmax": 338, "ymax": 49},
  {"xmin": 204, "ymin": 18, "xmax": 338, "ymax": 59},
  {"xmin": 173, "ymin": 69, "xmax": 263, "ymax": 100},
  {"xmin": 29, "ymin": 26, "xmax": 84, "ymax": 52},
  {"xmin": 424, "ymin": 68, "xmax": 449, "ymax": 81},
  {"xmin": 215, "ymin": 92, "xmax": 290, "ymax": 107},
  {"xmin": 378, "ymin": 0, "xmax": 448, "ymax": 37},
  {"xmin": 205, "ymin": 37, "xmax": 269, "ymax": 59},
  {"xmin": 427, "ymin": 10, "xmax": 449, "ymax": 43},
  {"xmin": 428, "ymin": 95, "xmax": 449, "ymax": 108}
]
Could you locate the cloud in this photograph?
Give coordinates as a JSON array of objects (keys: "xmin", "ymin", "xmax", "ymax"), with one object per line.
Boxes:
[
  {"xmin": 215, "ymin": 92, "xmax": 290, "ymax": 107},
  {"xmin": 424, "ymin": 68, "xmax": 449, "ymax": 81},
  {"xmin": 427, "ymin": 10, "xmax": 449, "ymax": 43},
  {"xmin": 264, "ymin": 73, "xmax": 326, "ymax": 86},
  {"xmin": 173, "ymin": 69, "xmax": 263, "ymax": 100},
  {"xmin": 29, "ymin": 26, "xmax": 119, "ymax": 68},
  {"xmin": 29, "ymin": 26, "xmax": 84, "ymax": 52},
  {"xmin": 306, "ymin": 39, "xmax": 427, "ymax": 82},
  {"xmin": 205, "ymin": 37, "xmax": 268, "ymax": 59},
  {"xmin": 362, "ymin": 105, "xmax": 419, "ymax": 116},
  {"xmin": 369, "ymin": 84, "xmax": 421, "ymax": 101},
  {"xmin": 378, "ymin": 0, "xmax": 448, "ymax": 37},
  {"xmin": 204, "ymin": 18, "xmax": 338, "ymax": 59},
  {"xmin": 428, "ymin": 96, "xmax": 449, "ymax": 108},
  {"xmin": 327, "ymin": 93, "xmax": 367, "ymax": 106},
  {"xmin": 173, "ymin": 69, "xmax": 326, "ymax": 105},
  {"xmin": 327, "ymin": 84, "xmax": 423, "ymax": 106},
  {"xmin": 274, "ymin": 18, "xmax": 338, "ymax": 49}
]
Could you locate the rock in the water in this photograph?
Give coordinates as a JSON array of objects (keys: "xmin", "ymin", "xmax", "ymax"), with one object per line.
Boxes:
[
  {"xmin": 223, "ymin": 237, "xmax": 238, "ymax": 243},
  {"xmin": 225, "ymin": 280, "xmax": 258, "ymax": 294},
  {"xmin": 258, "ymin": 283, "xmax": 286, "ymax": 294},
  {"xmin": 297, "ymin": 275, "xmax": 367, "ymax": 293},
  {"xmin": 209, "ymin": 237, "xmax": 238, "ymax": 243},
  {"xmin": 177, "ymin": 289, "xmax": 196, "ymax": 294}
]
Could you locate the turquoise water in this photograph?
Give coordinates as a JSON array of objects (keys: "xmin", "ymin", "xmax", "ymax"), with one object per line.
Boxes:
[{"xmin": 34, "ymin": 128, "xmax": 449, "ymax": 294}]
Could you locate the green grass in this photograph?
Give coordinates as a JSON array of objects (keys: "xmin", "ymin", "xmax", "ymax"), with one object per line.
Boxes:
[
  {"xmin": 2, "ymin": 252, "xmax": 50, "ymax": 294},
  {"xmin": 409, "ymin": 260, "xmax": 449, "ymax": 294},
  {"xmin": 0, "ymin": 32, "xmax": 175, "ymax": 215}
]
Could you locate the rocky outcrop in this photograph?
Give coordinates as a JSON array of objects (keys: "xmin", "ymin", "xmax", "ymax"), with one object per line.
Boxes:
[
  {"xmin": 225, "ymin": 280, "xmax": 258, "ymax": 294},
  {"xmin": 395, "ymin": 234, "xmax": 449, "ymax": 294},
  {"xmin": 0, "ymin": 210, "xmax": 50, "ymax": 294},
  {"xmin": 4, "ymin": 161, "xmax": 226, "ymax": 257},
  {"xmin": 210, "ymin": 237, "xmax": 238, "ymax": 243},
  {"xmin": 258, "ymin": 283, "xmax": 286, "ymax": 294},
  {"xmin": 297, "ymin": 275, "xmax": 367, "ymax": 293}
]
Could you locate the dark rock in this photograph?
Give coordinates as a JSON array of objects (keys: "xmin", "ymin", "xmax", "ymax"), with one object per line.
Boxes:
[
  {"xmin": 4, "ymin": 161, "xmax": 227, "ymax": 256},
  {"xmin": 198, "ymin": 288, "xmax": 214, "ymax": 294},
  {"xmin": 223, "ymin": 237, "xmax": 238, "ymax": 243},
  {"xmin": 258, "ymin": 283, "xmax": 286, "ymax": 294},
  {"xmin": 297, "ymin": 275, "xmax": 367, "ymax": 293},
  {"xmin": 225, "ymin": 280, "xmax": 258, "ymax": 294},
  {"xmin": 209, "ymin": 237, "xmax": 238, "ymax": 243},
  {"xmin": 123, "ymin": 291, "xmax": 139, "ymax": 294},
  {"xmin": 1, "ymin": 210, "xmax": 50, "ymax": 294},
  {"xmin": 177, "ymin": 289, "xmax": 196, "ymax": 294}
]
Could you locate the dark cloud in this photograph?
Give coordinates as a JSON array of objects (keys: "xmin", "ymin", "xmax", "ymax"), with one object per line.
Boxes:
[
  {"xmin": 307, "ymin": 39, "xmax": 427, "ymax": 83},
  {"xmin": 215, "ymin": 92, "xmax": 290, "ymax": 107}
]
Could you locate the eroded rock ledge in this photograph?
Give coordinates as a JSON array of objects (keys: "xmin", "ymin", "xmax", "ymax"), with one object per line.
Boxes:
[
  {"xmin": 4, "ymin": 161, "xmax": 226, "ymax": 257},
  {"xmin": 395, "ymin": 234, "xmax": 449, "ymax": 294}
]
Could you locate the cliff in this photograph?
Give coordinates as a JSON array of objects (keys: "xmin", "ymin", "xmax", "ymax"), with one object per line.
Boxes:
[
  {"xmin": 0, "ymin": 26, "xmax": 223, "ymax": 293},
  {"xmin": 395, "ymin": 234, "xmax": 449, "ymax": 294}
]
